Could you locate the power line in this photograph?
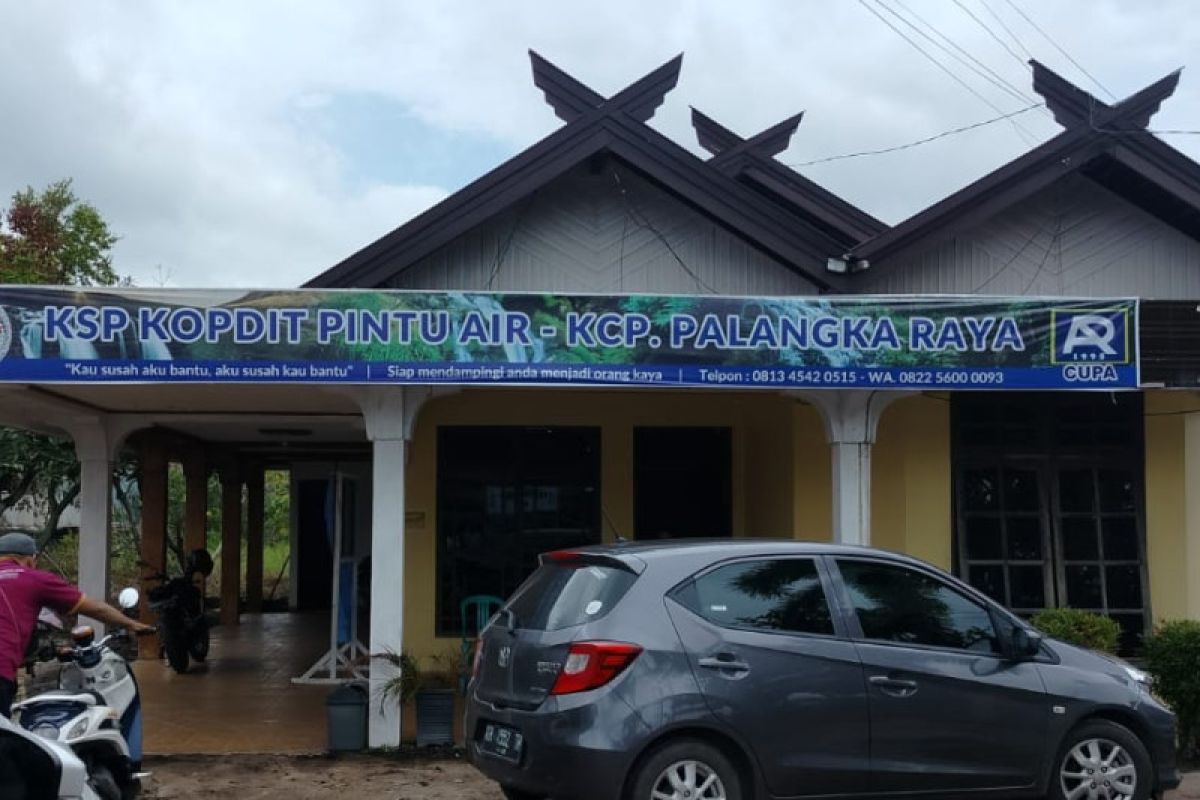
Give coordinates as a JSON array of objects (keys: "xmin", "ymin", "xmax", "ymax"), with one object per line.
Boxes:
[
  {"xmin": 969, "ymin": 212, "xmax": 1058, "ymax": 293},
  {"xmin": 612, "ymin": 170, "xmax": 717, "ymax": 294},
  {"xmin": 858, "ymin": 0, "xmax": 1038, "ymax": 147},
  {"xmin": 978, "ymin": 0, "xmax": 1034, "ymax": 61},
  {"xmin": 1004, "ymin": 0, "xmax": 1116, "ymax": 101},
  {"xmin": 485, "ymin": 192, "xmax": 538, "ymax": 289},
  {"xmin": 952, "ymin": 0, "xmax": 1029, "ymax": 70},
  {"xmin": 786, "ymin": 103, "xmax": 1042, "ymax": 168},
  {"xmin": 880, "ymin": 0, "xmax": 1038, "ymax": 109}
]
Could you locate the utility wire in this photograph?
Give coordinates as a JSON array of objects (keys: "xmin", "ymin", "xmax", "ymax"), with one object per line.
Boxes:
[
  {"xmin": 969, "ymin": 213, "xmax": 1059, "ymax": 293},
  {"xmin": 786, "ymin": 103, "xmax": 1042, "ymax": 168},
  {"xmin": 952, "ymin": 0, "xmax": 1029, "ymax": 70},
  {"xmin": 885, "ymin": 0, "xmax": 1039, "ymax": 109},
  {"xmin": 485, "ymin": 191, "xmax": 538, "ymax": 289},
  {"xmin": 858, "ymin": 0, "xmax": 1038, "ymax": 147},
  {"xmin": 978, "ymin": 0, "xmax": 1035, "ymax": 61},
  {"xmin": 1003, "ymin": 0, "xmax": 1116, "ymax": 101},
  {"xmin": 612, "ymin": 170, "xmax": 717, "ymax": 294}
]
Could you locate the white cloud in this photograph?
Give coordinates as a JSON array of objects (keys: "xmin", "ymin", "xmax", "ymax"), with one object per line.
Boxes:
[{"xmin": 0, "ymin": 0, "xmax": 1197, "ymax": 287}]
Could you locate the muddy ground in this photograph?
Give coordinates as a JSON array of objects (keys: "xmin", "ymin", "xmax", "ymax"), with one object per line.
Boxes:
[{"xmin": 144, "ymin": 754, "xmax": 1197, "ymax": 800}]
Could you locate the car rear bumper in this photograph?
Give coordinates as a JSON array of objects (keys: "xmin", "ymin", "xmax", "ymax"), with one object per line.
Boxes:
[{"xmin": 464, "ymin": 692, "xmax": 645, "ymax": 800}]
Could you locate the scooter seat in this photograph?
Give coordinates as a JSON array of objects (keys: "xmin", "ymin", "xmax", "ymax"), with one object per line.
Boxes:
[{"xmin": 15, "ymin": 691, "xmax": 104, "ymax": 708}]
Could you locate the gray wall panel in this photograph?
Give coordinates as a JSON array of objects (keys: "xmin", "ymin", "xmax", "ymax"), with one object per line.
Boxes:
[
  {"xmin": 385, "ymin": 162, "xmax": 818, "ymax": 295},
  {"xmin": 860, "ymin": 174, "xmax": 1200, "ymax": 298}
]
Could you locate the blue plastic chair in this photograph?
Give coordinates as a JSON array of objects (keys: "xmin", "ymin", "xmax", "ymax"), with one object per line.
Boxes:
[{"xmin": 460, "ymin": 594, "xmax": 503, "ymax": 693}]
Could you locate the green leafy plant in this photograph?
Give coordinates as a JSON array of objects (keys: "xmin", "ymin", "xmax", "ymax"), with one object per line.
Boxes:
[
  {"xmin": 1143, "ymin": 620, "xmax": 1200, "ymax": 759},
  {"xmin": 421, "ymin": 647, "xmax": 467, "ymax": 692},
  {"xmin": 373, "ymin": 649, "xmax": 421, "ymax": 710},
  {"xmin": 1030, "ymin": 608, "xmax": 1121, "ymax": 654}
]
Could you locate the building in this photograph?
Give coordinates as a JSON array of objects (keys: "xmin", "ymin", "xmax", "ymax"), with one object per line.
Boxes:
[{"xmin": 0, "ymin": 53, "xmax": 1198, "ymax": 748}]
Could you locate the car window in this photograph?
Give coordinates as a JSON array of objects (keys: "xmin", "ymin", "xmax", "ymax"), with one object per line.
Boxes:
[
  {"xmin": 675, "ymin": 558, "xmax": 835, "ymax": 636},
  {"xmin": 836, "ymin": 559, "xmax": 1000, "ymax": 654},
  {"xmin": 505, "ymin": 563, "xmax": 637, "ymax": 632}
]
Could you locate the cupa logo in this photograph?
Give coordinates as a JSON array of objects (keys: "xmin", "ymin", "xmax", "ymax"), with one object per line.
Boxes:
[
  {"xmin": 1051, "ymin": 308, "xmax": 1130, "ymax": 365},
  {"xmin": 0, "ymin": 306, "xmax": 11, "ymax": 362}
]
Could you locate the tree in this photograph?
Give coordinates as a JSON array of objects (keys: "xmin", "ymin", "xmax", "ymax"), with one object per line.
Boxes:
[
  {"xmin": 0, "ymin": 179, "xmax": 119, "ymax": 286},
  {"xmin": 0, "ymin": 180, "xmax": 130, "ymax": 544}
]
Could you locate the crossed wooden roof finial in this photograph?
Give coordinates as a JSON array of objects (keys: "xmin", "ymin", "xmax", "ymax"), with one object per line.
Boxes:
[{"xmin": 529, "ymin": 50, "xmax": 683, "ymax": 124}]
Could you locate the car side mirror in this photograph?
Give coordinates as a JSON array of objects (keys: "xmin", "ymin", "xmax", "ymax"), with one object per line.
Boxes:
[
  {"xmin": 1012, "ymin": 627, "xmax": 1043, "ymax": 659},
  {"xmin": 117, "ymin": 587, "xmax": 140, "ymax": 611}
]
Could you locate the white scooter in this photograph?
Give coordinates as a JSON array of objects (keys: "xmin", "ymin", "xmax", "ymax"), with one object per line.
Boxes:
[
  {"xmin": 14, "ymin": 588, "xmax": 150, "ymax": 800},
  {"xmin": 0, "ymin": 712, "xmax": 101, "ymax": 799}
]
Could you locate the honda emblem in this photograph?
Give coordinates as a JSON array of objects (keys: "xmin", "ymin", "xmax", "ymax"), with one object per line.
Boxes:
[{"xmin": 498, "ymin": 646, "xmax": 511, "ymax": 668}]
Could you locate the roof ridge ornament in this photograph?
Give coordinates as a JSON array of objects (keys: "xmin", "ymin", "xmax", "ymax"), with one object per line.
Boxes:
[
  {"xmin": 691, "ymin": 108, "xmax": 805, "ymax": 161},
  {"xmin": 1031, "ymin": 59, "xmax": 1182, "ymax": 132},
  {"xmin": 529, "ymin": 50, "xmax": 683, "ymax": 124}
]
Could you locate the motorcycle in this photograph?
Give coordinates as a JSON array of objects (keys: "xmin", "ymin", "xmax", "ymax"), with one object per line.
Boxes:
[
  {"xmin": 145, "ymin": 549, "xmax": 213, "ymax": 675},
  {"xmin": 13, "ymin": 588, "xmax": 153, "ymax": 800},
  {"xmin": 0, "ymin": 712, "xmax": 102, "ymax": 800}
]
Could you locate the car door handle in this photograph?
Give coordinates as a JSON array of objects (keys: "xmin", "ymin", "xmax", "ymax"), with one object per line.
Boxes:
[
  {"xmin": 698, "ymin": 655, "xmax": 751, "ymax": 673},
  {"xmin": 869, "ymin": 675, "xmax": 919, "ymax": 697}
]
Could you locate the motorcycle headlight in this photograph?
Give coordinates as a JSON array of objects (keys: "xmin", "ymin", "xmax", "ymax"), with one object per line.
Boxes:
[
  {"xmin": 65, "ymin": 718, "xmax": 90, "ymax": 740},
  {"xmin": 31, "ymin": 722, "xmax": 60, "ymax": 740}
]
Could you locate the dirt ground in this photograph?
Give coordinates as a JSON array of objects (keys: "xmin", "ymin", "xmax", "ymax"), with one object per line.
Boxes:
[
  {"xmin": 143, "ymin": 754, "xmax": 1197, "ymax": 800},
  {"xmin": 143, "ymin": 754, "xmax": 502, "ymax": 800}
]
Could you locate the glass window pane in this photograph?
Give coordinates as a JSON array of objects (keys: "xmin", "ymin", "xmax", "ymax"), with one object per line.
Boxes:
[
  {"xmin": 968, "ymin": 565, "xmax": 1006, "ymax": 604},
  {"xmin": 683, "ymin": 560, "xmax": 834, "ymax": 636},
  {"xmin": 1009, "ymin": 566, "xmax": 1047, "ymax": 609},
  {"xmin": 963, "ymin": 469, "xmax": 999, "ymax": 511},
  {"xmin": 1006, "ymin": 517, "xmax": 1043, "ymax": 560},
  {"xmin": 838, "ymin": 560, "xmax": 999, "ymax": 654},
  {"xmin": 1101, "ymin": 517, "xmax": 1139, "ymax": 561},
  {"xmin": 1062, "ymin": 518, "xmax": 1099, "ymax": 560},
  {"xmin": 1004, "ymin": 469, "xmax": 1040, "ymax": 511},
  {"xmin": 1065, "ymin": 565, "xmax": 1104, "ymax": 609},
  {"xmin": 1104, "ymin": 565, "xmax": 1144, "ymax": 610},
  {"xmin": 1058, "ymin": 470, "xmax": 1095, "ymax": 513},
  {"xmin": 1098, "ymin": 470, "xmax": 1136, "ymax": 513},
  {"xmin": 965, "ymin": 517, "xmax": 1003, "ymax": 560}
]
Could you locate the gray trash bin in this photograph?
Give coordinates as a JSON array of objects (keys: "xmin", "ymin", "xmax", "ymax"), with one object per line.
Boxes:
[{"xmin": 327, "ymin": 682, "xmax": 368, "ymax": 752}]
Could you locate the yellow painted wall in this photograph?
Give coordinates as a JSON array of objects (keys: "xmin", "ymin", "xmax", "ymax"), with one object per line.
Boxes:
[
  {"xmin": 1143, "ymin": 390, "xmax": 1200, "ymax": 622},
  {"xmin": 400, "ymin": 388, "xmax": 814, "ymax": 660},
  {"xmin": 870, "ymin": 394, "xmax": 952, "ymax": 570}
]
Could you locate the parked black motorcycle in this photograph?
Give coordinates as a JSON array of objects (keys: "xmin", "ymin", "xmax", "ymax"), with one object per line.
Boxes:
[{"xmin": 145, "ymin": 548, "xmax": 213, "ymax": 674}]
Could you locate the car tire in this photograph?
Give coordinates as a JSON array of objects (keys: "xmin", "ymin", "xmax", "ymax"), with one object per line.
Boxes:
[
  {"xmin": 630, "ymin": 739, "xmax": 742, "ymax": 800},
  {"xmin": 500, "ymin": 786, "xmax": 544, "ymax": 800},
  {"xmin": 87, "ymin": 763, "xmax": 122, "ymax": 800},
  {"xmin": 1049, "ymin": 719, "xmax": 1153, "ymax": 800}
]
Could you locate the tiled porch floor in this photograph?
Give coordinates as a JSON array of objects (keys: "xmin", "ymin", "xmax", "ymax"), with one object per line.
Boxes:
[{"xmin": 134, "ymin": 612, "xmax": 339, "ymax": 754}]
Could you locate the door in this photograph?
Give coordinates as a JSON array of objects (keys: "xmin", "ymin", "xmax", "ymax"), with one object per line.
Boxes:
[
  {"xmin": 666, "ymin": 557, "xmax": 869, "ymax": 797},
  {"xmin": 831, "ymin": 557, "xmax": 1049, "ymax": 795},
  {"xmin": 634, "ymin": 427, "xmax": 731, "ymax": 539}
]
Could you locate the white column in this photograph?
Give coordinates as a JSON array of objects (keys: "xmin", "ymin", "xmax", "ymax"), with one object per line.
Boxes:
[
  {"xmin": 77, "ymin": 453, "xmax": 113, "ymax": 633},
  {"xmin": 66, "ymin": 419, "xmax": 134, "ymax": 636},
  {"xmin": 369, "ymin": 436, "xmax": 406, "ymax": 747},
  {"xmin": 788, "ymin": 390, "xmax": 910, "ymax": 546}
]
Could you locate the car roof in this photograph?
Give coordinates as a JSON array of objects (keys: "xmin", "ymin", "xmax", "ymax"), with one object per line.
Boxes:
[{"xmin": 565, "ymin": 538, "xmax": 933, "ymax": 568}]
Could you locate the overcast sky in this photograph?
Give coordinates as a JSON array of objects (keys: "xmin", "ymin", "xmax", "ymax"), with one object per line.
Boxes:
[{"xmin": 2, "ymin": 1, "xmax": 1198, "ymax": 288}]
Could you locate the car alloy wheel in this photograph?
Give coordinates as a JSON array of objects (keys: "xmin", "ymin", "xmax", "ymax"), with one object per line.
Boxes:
[
  {"xmin": 1059, "ymin": 737, "xmax": 1138, "ymax": 800},
  {"xmin": 651, "ymin": 759, "xmax": 727, "ymax": 800}
]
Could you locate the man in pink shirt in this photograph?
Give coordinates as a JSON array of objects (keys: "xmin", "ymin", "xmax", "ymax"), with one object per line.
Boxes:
[{"xmin": 0, "ymin": 532, "xmax": 153, "ymax": 716}]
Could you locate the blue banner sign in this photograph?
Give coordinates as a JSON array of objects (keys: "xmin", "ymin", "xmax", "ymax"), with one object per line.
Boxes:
[{"xmin": 0, "ymin": 287, "xmax": 1138, "ymax": 390}]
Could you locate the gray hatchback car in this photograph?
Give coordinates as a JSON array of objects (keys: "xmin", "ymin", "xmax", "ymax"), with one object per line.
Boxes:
[{"xmin": 465, "ymin": 541, "xmax": 1180, "ymax": 800}]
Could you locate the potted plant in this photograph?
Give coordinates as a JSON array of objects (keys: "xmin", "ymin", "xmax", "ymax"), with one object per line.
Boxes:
[
  {"xmin": 374, "ymin": 649, "xmax": 421, "ymax": 710},
  {"xmin": 414, "ymin": 649, "xmax": 461, "ymax": 746}
]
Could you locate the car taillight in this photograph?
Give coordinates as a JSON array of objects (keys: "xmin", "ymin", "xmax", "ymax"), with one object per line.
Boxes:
[{"xmin": 550, "ymin": 641, "xmax": 642, "ymax": 696}]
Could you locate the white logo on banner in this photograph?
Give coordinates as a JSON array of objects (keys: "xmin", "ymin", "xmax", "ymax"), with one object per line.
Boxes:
[
  {"xmin": 1062, "ymin": 315, "xmax": 1117, "ymax": 357},
  {"xmin": 0, "ymin": 306, "xmax": 11, "ymax": 362}
]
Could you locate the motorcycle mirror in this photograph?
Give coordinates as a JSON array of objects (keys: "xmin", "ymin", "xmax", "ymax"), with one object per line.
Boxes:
[
  {"xmin": 37, "ymin": 607, "xmax": 64, "ymax": 629},
  {"xmin": 117, "ymin": 587, "xmax": 140, "ymax": 611}
]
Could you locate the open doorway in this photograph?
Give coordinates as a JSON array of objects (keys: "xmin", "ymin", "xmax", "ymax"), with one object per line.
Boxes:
[{"xmin": 634, "ymin": 426, "xmax": 732, "ymax": 539}]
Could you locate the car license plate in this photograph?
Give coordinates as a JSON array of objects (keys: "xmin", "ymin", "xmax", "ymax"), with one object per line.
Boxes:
[{"xmin": 479, "ymin": 722, "xmax": 524, "ymax": 763}]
